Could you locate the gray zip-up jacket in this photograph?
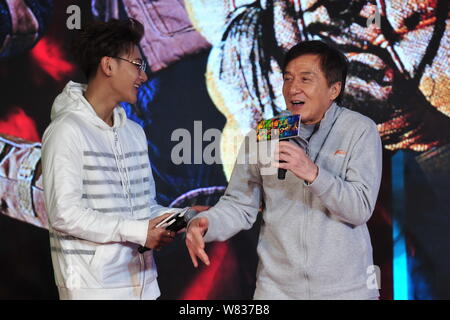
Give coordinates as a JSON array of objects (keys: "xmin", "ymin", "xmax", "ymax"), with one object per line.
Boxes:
[{"xmin": 196, "ymin": 103, "xmax": 382, "ymax": 299}]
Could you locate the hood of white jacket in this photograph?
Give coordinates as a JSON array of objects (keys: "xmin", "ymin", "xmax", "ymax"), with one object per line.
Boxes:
[{"xmin": 51, "ymin": 81, "xmax": 127, "ymax": 129}]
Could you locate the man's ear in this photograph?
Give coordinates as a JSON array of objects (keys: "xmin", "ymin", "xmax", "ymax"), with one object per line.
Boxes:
[
  {"xmin": 99, "ymin": 56, "xmax": 113, "ymax": 77},
  {"xmin": 330, "ymin": 81, "xmax": 342, "ymax": 101}
]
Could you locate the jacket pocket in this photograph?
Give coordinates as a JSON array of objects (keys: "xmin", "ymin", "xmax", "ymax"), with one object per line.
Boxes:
[{"xmin": 89, "ymin": 245, "xmax": 106, "ymax": 281}]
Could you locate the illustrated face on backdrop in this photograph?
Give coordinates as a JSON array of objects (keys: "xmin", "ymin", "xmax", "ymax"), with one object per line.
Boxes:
[
  {"xmin": 185, "ymin": 0, "xmax": 450, "ymax": 179},
  {"xmin": 282, "ymin": 54, "xmax": 340, "ymax": 124}
]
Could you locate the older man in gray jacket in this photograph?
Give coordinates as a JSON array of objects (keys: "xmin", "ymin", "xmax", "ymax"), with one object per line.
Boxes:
[{"xmin": 186, "ymin": 41, "xmax": 382, "ymax": 300}]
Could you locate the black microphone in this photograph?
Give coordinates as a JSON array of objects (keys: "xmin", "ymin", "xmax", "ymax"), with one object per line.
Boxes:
[
  {"xmin": 278, "ymin": 154, "xmax": 288, "ymax": 179},
  {"xmin": 138, "ymin": 207, "xmax": 199, "ymax": 254}
]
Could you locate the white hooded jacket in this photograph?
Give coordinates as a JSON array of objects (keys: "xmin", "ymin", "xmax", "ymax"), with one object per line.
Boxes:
[{"xmin": 42, "ymin": 81, "xmax": 179, "ymax": 299}]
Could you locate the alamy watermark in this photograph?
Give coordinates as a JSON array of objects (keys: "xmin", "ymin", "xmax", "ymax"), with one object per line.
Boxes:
[
  {"xmin": 66, "ymin": 3, "xmax": 381, "ymax": 32},
  {"xmin": 66, "ymin": 265, "xmax": 81, "ymax": 289},
  {"xmin": 366, "ymin": 4, "xmax": 381, "ymax": 29},
  {"xmin": 66, "ymin": 5, "xmax": 81, "ymax": 30},
  {"xmin": 171, "ymin": 121, "xmax": 279, "ymax": 176},
  {"xmin": 367, "ymin": 265, "xmax": 381, "ymax": 290}
]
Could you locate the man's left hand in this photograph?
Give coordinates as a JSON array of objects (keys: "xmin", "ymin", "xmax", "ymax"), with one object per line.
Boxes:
[{"xmin": 273, "ymin": 141, "xmax": 318, "ymax": 184}]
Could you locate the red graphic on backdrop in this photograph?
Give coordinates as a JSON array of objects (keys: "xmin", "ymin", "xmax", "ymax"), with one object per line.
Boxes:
[
  {"xmin": 30, "ymin": 37, "xmax": 74, "ymax": 81},
  {"xmin": 0, "ymin": 108, "xmax": 40, "ymax": 142}
]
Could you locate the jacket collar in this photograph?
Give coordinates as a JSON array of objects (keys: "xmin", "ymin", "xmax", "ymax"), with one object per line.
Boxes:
[
  {"xmin": 52, "ymin": 81, "xmax": 127, "ymax": 130},
  {"xmin": 307, "ymin": 102, "xmax": 343, "ymax": 162}
]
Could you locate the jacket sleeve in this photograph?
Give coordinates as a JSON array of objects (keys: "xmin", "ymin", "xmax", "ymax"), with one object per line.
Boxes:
[
  {"xmin": 42, "ymin": 122, "xmax": 149, "ymax": 246},
  {"xmin": 195, "ymin": 139, "xmax": 263, "ymax": 242},
  {"xmin": 307, "ymin": 121, "xmax": 382, "ymax": 226}
]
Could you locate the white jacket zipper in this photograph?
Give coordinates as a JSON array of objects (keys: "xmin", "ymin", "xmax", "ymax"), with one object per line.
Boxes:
[
  {"xmin": 140, "ymin": 253, "xmax": 146, "ymax": 299},
  {"xmin": 303, "ymin": 144, "xmax": 311, "ymax": 299},
  {"xmin": 112, "ymin": 128, "xmax": 145, "ymax": 298}
]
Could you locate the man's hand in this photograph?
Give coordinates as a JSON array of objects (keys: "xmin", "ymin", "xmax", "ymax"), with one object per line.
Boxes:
[
  {"xmin": 145, "ymin": 213, "xmax": 176, "ymax": 250},
  {"xmin": 273, "ymin": 141, "xmax": 318, "ymax": 183},
  {"xmin": 185, "ymin": 217, "xmax": 210, "ymax": 267},
  {"xmin": 175, "ymin": 205, "xmax": 211, "ymax": 234}
]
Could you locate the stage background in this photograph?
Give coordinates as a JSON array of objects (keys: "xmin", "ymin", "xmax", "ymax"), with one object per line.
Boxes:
[{"xmin": 1, "ymin": 0, "xmax": 449, "ymax": 300}]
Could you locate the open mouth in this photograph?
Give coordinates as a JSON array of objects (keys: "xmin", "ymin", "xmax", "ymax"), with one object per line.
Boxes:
[{"xmin": 291, "ymin": 100, "xmax": 305, "ymax": 107}]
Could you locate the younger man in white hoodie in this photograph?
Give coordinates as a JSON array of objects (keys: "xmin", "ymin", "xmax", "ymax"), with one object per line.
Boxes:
[{"xmin": 42, "ymin": 18, "xmax": 180, "ymax": 300}]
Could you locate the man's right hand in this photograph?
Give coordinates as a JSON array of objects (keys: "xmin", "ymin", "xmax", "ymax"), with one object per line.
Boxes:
[
  {"xmin": 144, "ymin": 213, "xmax": 176, "ymax": 250},
  {"xmin": 185, "ymin": 217, "xmax": 210, "ymax": 267}
]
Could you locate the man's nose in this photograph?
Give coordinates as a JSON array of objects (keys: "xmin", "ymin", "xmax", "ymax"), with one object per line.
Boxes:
[
  {"xmin": 289, "ymin": 79, "xmax": 303, "ymax": 95},
  {"xmin": 139, "ymin": 69, "xmax": 148, "ymax": 82}
]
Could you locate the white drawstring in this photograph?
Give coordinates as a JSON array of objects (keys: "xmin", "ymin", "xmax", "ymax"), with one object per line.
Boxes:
[{"xmin": 112, "ymin": 128, "xmax": 133, "ymax": 216}]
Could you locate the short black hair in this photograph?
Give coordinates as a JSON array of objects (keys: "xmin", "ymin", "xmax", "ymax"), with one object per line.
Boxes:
[
  {"xmin": 282, "ymin": 40, "xmax": 348, "ymax": 104},
  {"xmin": 72, "ymin": 18, "xmax": 144, "ymax": 80}
]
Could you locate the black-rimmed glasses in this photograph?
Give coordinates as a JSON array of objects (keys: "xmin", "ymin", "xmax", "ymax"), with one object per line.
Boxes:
[{"xmin": 110, "ymin": 56, "xmax": 147, "ymax": 73}]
